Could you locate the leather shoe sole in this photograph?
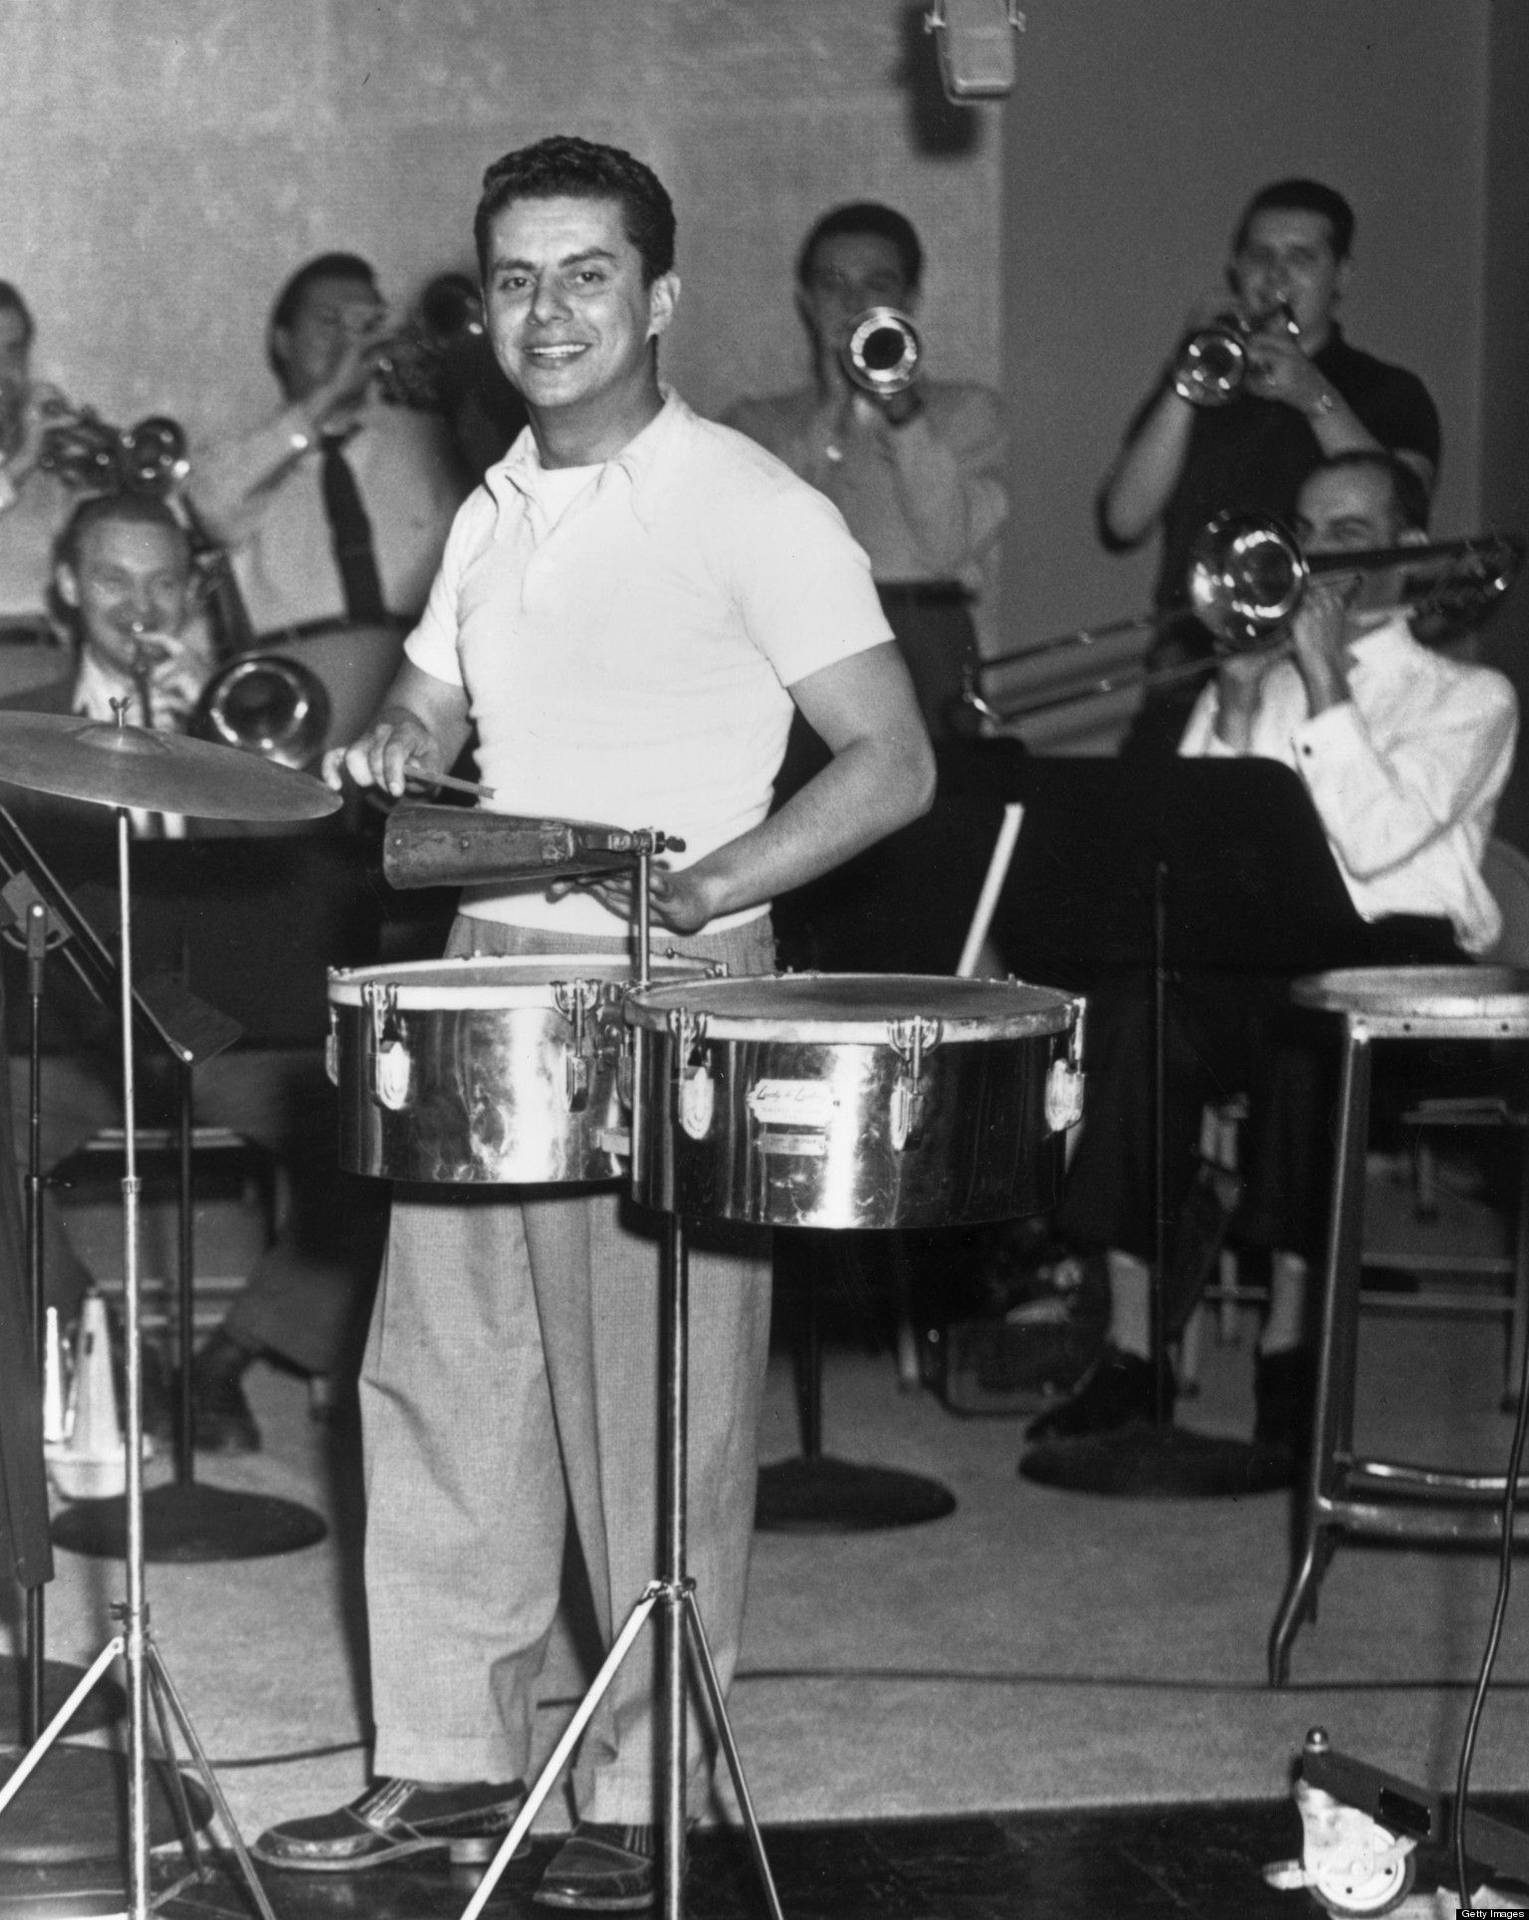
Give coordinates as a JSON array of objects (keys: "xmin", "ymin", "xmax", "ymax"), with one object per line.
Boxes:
[{"xmin": 251, "ymin": 1778, "xmax": 527, "ymax": 1873}]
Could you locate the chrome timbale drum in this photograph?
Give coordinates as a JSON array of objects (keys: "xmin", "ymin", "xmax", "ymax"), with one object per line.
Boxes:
[
  {"xmin": 327, "ymin": 954, "xmax": 716, "ymax": 1184},
  {"xmin": 625, "ymin": 972, "xmax": 1085, "ymax": 1230}
]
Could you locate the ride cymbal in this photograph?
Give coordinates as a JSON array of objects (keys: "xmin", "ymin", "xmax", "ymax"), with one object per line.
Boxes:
[{"xmin": 0, "ymin": 712, "xmax": 342, "ymax": 822}]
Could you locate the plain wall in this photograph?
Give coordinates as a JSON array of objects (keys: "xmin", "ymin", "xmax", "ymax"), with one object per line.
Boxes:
[
  {"xmin": 999, "ymin": 0, "xmax": 1497, "ymax": 748},
  {"xmin": 0, "ymin": 1, "xmax": 1002, "ymax": 449}
]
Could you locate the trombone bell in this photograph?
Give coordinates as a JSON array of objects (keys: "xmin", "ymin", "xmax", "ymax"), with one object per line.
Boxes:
[{"xmin": 1187, "ymin": 513, "xmax": 1308, "ymax": 652}]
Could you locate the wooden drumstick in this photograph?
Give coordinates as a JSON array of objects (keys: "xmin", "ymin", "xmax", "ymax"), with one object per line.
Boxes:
[
  {"xmin": 404, "ymin": 769, "xmax": 498, "ymax": 801},
  {"xmin": 956, "ymin": 802, "xmax": 1023, "ymax": 978}
]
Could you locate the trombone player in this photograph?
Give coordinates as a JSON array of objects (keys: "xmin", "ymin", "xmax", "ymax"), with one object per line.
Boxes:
[
  {"xmin": 1100, "ymin": 178, "xmax": 1440, "ymax": 755},
  {"xmin": 1025, "ymin": 452, "xmax": 1518, "ymax": 1460}
]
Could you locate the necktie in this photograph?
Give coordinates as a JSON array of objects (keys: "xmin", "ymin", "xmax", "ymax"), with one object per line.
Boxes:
[{"xmin": 320, "ymin": 435, "xmax": 387, "ymax": 622}]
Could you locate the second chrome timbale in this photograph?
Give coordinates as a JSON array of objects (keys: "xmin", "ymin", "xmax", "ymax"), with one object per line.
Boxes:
[{"xmin": 625, "ymin": 971, "xmax": 1085, "ymax": 1231}]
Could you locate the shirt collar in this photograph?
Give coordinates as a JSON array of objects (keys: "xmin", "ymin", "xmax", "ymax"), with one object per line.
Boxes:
[
  {"xmin": 1345, "ymin": 610, "xmax": 1413, "ymax": 672},
  {"xmin": 485, "ymin": 388, "xmax": 691, "ymax": 525}
]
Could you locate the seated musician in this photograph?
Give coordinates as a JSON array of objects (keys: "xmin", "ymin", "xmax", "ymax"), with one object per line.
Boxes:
[
  {"xmin": 0, "ymin": 282, "xmax": 80, "ymax": 636},
  {"xmin": 189, "ymin": 251, "xmax": 470, "ymax": 639},
  {"xmin": 1024, "ymin": 452, "xmax": 1518, "ymax": 1461},
  {"xmin": 1100, "ymin": 179, "xmax": 1440, "ymax": 757},
  {"xmin": 0, "ymin": 489, "xmax": 386, "ymax": 1448},
  {"xmin": 723, "ymin": 201, "xmax": 1007, "ymax": 747}
]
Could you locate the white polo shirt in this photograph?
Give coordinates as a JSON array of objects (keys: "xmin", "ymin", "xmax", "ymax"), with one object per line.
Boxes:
[{"xmin": 405, "ymin": 390, "xmax": 893, "ymax": 935}]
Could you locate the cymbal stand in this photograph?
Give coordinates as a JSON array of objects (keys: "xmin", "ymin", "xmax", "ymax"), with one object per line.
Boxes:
[
  {"xmin": 459, "ymin": 832, "xmax": 783, "ymax": 1920},
  {"xmin": 0, "ymin": 798, "xmax": 277, "ymax": 1920}
]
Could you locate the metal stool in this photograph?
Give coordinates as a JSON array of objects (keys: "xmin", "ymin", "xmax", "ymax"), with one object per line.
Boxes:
[{"xmin": 1268, "ymin": 965, "xmax": 1529, "ymax": 1687}]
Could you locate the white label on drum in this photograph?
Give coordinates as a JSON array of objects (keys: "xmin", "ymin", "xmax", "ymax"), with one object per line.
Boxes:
[{"xmin": 747, "ymin": 1079, "xmax": 835, "ymax": 1129}]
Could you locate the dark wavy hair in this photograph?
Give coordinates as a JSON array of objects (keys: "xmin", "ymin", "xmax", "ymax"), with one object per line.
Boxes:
[
  {"xmin": 796, "ymin": 202, "xmax": 923, "ymax": 292},
  {"xmin": 474, "ymin": 136, "xmax": 676, "ymax": 286},
  {"xmin": 1232, "ymin": 179, "xmax": 1356, "ymax": 262}
]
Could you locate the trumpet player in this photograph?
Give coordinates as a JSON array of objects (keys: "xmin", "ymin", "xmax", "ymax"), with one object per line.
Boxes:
[
  {"xmin": 190, "ymin": 253, "xmax": 469, "ymax": 638},
  {"xmin": 1025, "ymin": 452, "xmax": 1517, "ymax": 1461},
  {"xmin": 724, "ymin": 201, "xmax": 1006, "ymax": 745},
  {"xmin": 1099, "ymin": 178, "xmax": 1440, "ymax": 755},
  {"xmin": 0, "ymin": 281, "xmax": 80, "ymax": 632}
]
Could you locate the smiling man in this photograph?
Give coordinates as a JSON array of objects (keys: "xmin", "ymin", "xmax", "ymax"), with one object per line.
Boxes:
[
  {"xmin": 1099, "ymin": 178, "xmax": 1441, "ymax": 754},
  {"xmin": 254, "ymin": 137, "xmax": 933, "ymax": 1911}
]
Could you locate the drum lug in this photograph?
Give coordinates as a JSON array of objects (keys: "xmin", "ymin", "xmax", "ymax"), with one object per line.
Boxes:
[
  {"xmin": 1045, "ymin": 997, "xmax": 1087, "ymax": 1133},
  {"xmin": 325, "ymin": 1009, "xmax": 339, "ymax": 1087},
  {"xmin": 363, "ymin": 981, "xmax": 413, "ymax": 1112},
  {"xmin": 554, "ymin": 979, "xmax": 602, "ymax": 1114},
  {"xmin": 889, "ymin": 1017, "xmax": 939, "ymax": 1151},
  {"xmin": 668, "ymin": 1008, "xmax": 715, "ymax": 1141}
]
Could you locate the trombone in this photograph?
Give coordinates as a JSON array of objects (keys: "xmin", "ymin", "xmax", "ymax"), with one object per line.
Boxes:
[{"xmin": 965, "ymin": 514, "xmax": 1525, "ymax": 726}]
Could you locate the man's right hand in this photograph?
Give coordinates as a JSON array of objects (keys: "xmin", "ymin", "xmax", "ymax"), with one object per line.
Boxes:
[
  {"xmin": 301, "ymin": 323, "xmax": 392, "ymax": 438},
  {"xmin": 323, "ymin": 708, "xmax": 442, "ymax": 798}
]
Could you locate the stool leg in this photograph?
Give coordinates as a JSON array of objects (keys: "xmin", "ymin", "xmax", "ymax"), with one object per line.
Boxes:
[
  {"xmin": 1507, "ymin": 1122, "xmax": 1529, "ymax": 1412},
  {"xmin": 1269, "ymin": 1022, "xmax": 1370, "ymax": 1688}
]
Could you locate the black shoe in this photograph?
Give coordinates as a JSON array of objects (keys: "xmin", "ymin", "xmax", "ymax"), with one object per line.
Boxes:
[
  {"xmin": 535, "ymin": 1823, "xmax": 659, "ymax": 1912},
  {"xmin": 1254, "ymin": 1347, "xmax": 1317, "ymax": 1461},
  {"xmin": 1023, "ymin": 1346, "xmax": 1162, "ymax": 1443},
  {"xmin": 251, "ymin": 1777, "xmax": 527, "ymax": 1872},
  {"xmin": 189, "ymin": 1334, "xmax": 261, "ymax": 1453}
]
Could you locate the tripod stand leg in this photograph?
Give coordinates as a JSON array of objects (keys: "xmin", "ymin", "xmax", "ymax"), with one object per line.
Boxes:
[
  {"xmin": 0, "ymin": 1634, "xmax": 123, "ymax": 1817},
  {"xmin": 457, "ymin": 1586, "xmax": 664, "ymax": 1920},
  {"xmin": 147, "ymin": 1661, "xmax": 205, "ymax": 1874},
  {"xmin": 680, "ymin": 1588, "xmax": 784, "ymax": 1920},
  {"xmin": 144, "ymin": 1639, "xmax": 278, "ymax": 1920}
]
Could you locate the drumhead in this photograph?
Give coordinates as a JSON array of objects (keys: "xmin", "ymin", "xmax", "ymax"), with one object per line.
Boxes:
[
  {"xmin": 328, "ymin": 953, "xmax": 711, "ymax": 1008},
  {"xmin": 625, "ymin": 970, "xmax": 1077, "ymax": 1041}
]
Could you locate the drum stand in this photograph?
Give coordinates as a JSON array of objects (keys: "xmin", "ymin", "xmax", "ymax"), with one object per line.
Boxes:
[
  {"xmin": 0, "ymin": 805, "xmax": 277, "ymax": 1920},
  {"xmin": 457, "ymin": 849, "xmax": 785, "ymax": 1920}
]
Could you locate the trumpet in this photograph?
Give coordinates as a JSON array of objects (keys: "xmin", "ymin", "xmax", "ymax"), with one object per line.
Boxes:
[
  {"xmin": 375, "ymin": 271, "xmax": 489, "ymax": 412},
  {"xmin": 38, "ymin": 407, "xmax": 191, "ymax": 495},
  {"xmin": 966, "ymin": 514, "xmax": 1526, "ymax": 726},
  {"xmin": 842, "ymin": 307, "xmax": 922, "ymax": 397},
  {"xmin": 1171, "ymin": 301, "xmax": 1299, "ymax": 409}
]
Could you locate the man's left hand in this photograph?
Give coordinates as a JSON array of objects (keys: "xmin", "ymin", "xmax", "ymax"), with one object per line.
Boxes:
[
  {"xmin": 553, "ymin": 860, "xmax": 724, "ymax": 937},
  {"xmin": 1242, "ymin": 333, "xmax": 1332, "ymax": 417}
]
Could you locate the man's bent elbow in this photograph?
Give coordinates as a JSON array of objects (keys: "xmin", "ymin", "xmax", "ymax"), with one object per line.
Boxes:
[{"xmin": 899, "ymin": 730, "xmax": 938, "ymax": 825}]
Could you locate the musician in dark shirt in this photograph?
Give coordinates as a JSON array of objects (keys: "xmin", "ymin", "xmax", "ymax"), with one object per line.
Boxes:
[{"xmin": 1099, "ymin": 178, "xmax": 1440, "ymax": 753}]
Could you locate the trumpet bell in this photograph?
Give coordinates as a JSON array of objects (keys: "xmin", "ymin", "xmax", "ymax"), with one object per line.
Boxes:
[
  {"xmin": 1187, "ymin": 513, "xmax": 1307, "ymax": 651},
  {"xmin": 843, "ymin": 307, "xmax": 921, "ymax": 396},
  {"xmin": 1172, "ymin": 326, "xmax": 1248, "ymax": 408},
  {"xmin": 189, "ymin": 653, "xmax": 331, "ymax": 770}
]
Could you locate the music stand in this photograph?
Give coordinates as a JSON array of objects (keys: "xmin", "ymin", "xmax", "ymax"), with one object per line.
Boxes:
[
  {"xmin": 961, "ymin": 752, "xmax": 1397, "ymax": 1496},
  {"xmin": 0, "ymin": 810, "xmax": 329, "ymax": 1568}
]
